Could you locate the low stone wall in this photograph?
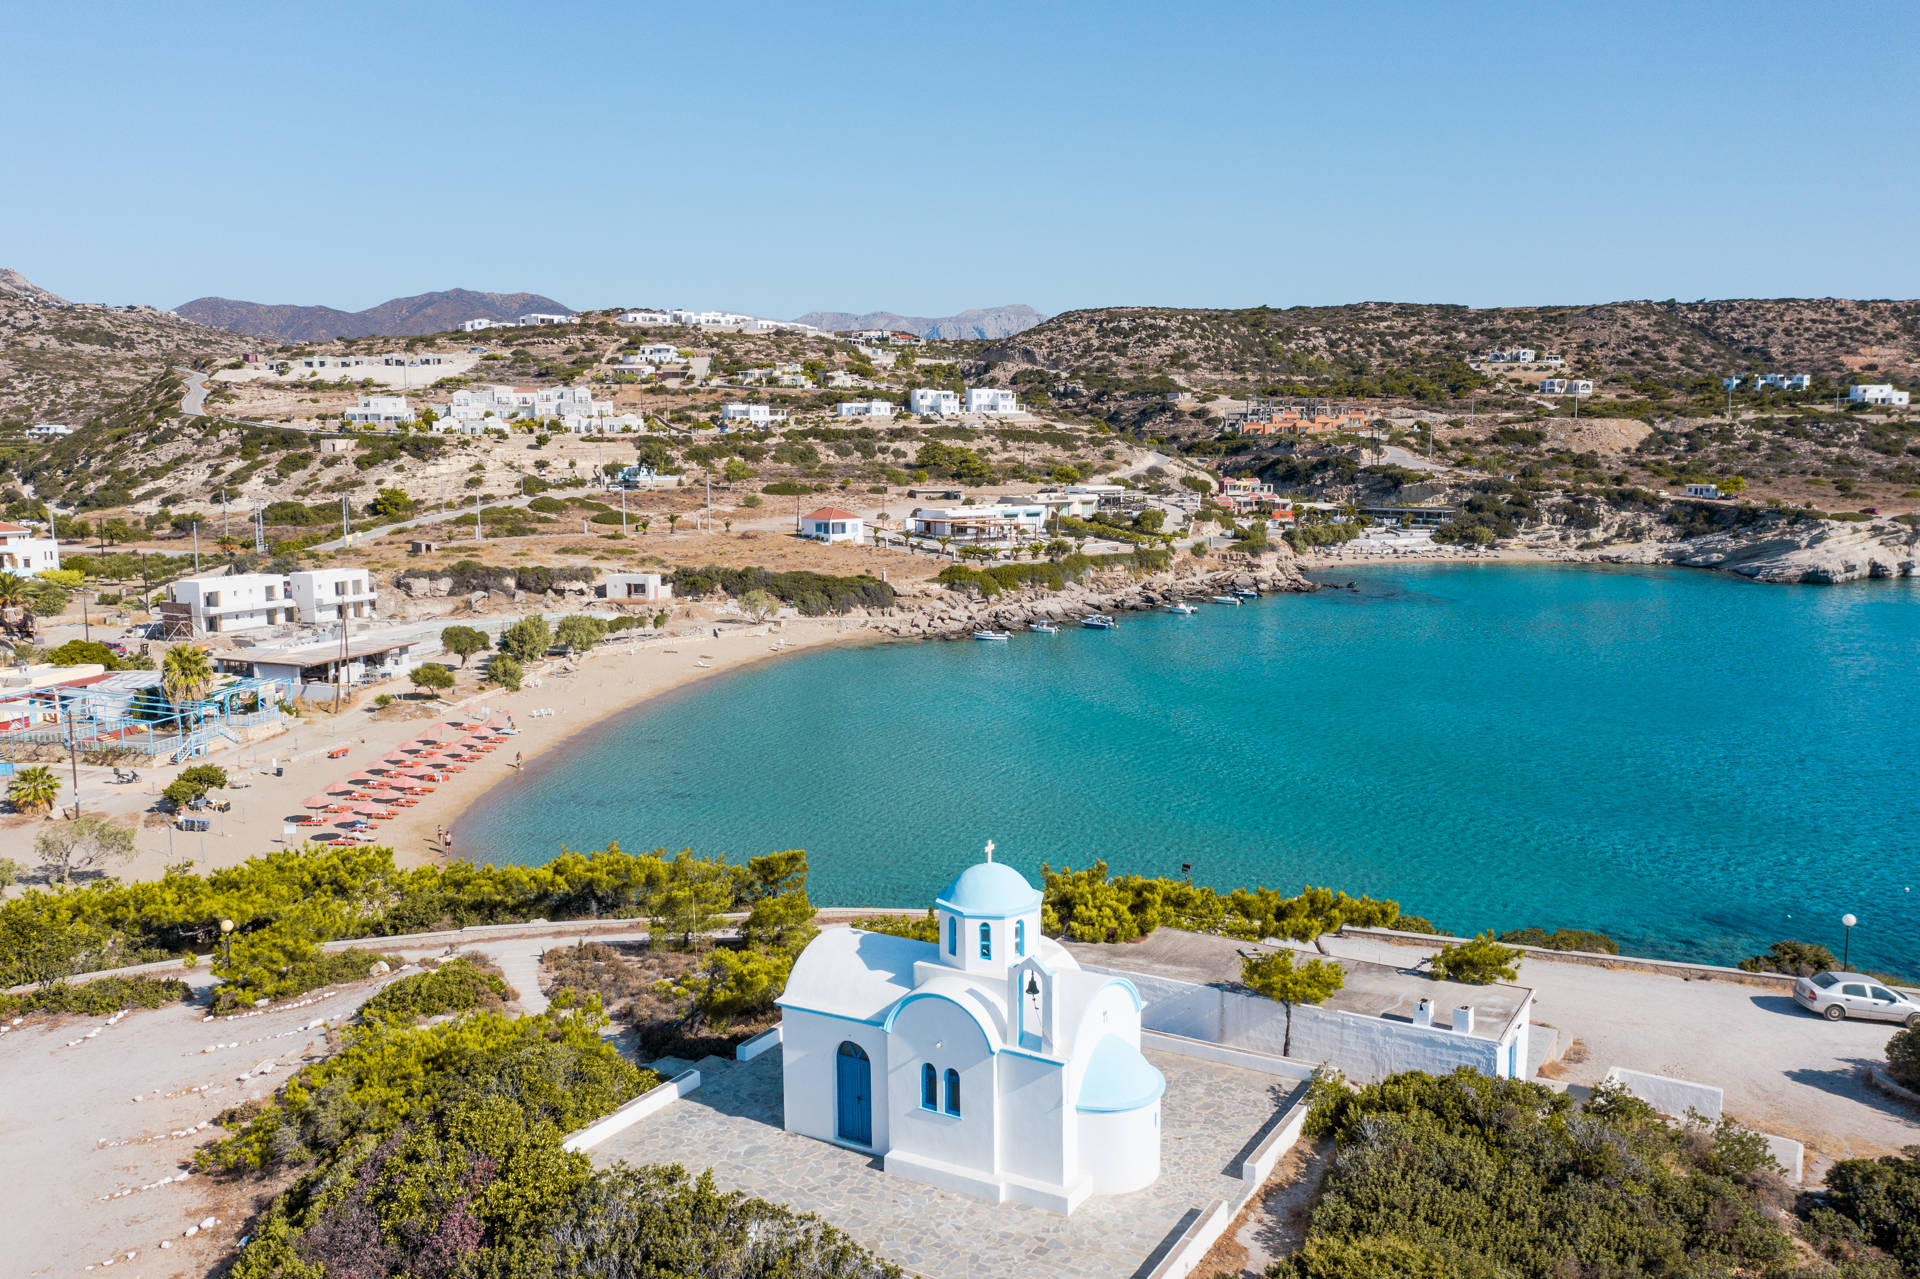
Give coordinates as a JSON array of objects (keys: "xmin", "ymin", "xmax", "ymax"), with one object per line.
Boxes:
[
  {"xmin": 1340, "ymin": 926, "xmax": 1800, "ymax": 991},
  {"xmin": 1601, "ymin": 1066, "xmax": 1724, "ymax": 1122},
  {"xmin": 1238, "ymin": 1101, "xmax": 1310, "ymax": 1187},
  {"xmin": 1141, "ymin": 1199, "xmax": 1231, "ymax": 1279},
  {"xmin": 561, "ymin": 1069, "xmax": 701, "ymax": 1153},
  {"xmin": 736, "ymin": 1025, "xmax": 782, "ymax": 1061}
]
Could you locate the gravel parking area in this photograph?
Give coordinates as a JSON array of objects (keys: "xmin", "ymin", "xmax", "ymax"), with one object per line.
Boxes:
[{"xmin": 1323, "ymin": 934, "xmax": 1920, "ymax": 1176}]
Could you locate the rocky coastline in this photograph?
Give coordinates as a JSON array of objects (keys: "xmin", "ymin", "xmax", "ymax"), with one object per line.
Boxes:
[
  {"xmin": 874, "ymin": 551, "xmax": 1312, "ymax": 638},
  {"xmin": 1524, "ymin": 512, "xmax": 1920, "ymax": 585}
]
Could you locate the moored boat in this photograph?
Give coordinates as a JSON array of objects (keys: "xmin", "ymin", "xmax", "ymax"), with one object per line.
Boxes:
[
  {"xmin": 972, "ymin": 630, "xmax": 1011, "ymax": 641},
  {"xmin": 1029, "ymin": 622, "xmax": 1059, "ymax": 633},
  {"xmin": 1081, "ymin": 614, "xmax": 1117, "ymax": 629},
  {"xmin": 1233, "ymin": 587, "xmax": 1259, "ymax": 599},
  {"xmin": 1166, "ymin": 602, "xmax": 1196, "ymax": 615},
  {"xmin": 1210, "ymin": 594, "xmax": 1241, "ymax": 605}
]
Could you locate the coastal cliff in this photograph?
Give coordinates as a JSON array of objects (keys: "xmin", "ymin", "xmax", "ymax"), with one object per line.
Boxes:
[
  {"xmin": 876, "ymin": 551, "xmax": 1311, "ymax": 638},
  {"xmin": 1533, "ymin": 513, "xmax": 1920, "ymax": 585}
]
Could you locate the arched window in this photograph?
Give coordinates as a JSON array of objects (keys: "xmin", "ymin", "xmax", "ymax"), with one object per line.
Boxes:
[
  {"xmin": 944, "ymin": 1067, "xmax": 961, "ymax": 1116},
  {"xmin": 1015, "ymin": 919, "xmax": 1026, "ymax": 957},
  {"xmin": 979, "ymin": 921, "xmax": 992, "ymax": 960},
  {"xmin": 921, "ymin": 1063, "xmax": 938, "ymax": 1110},
  {"xmin": 946, "ymin": 915, "xmax": 957, "ymax": 956}
]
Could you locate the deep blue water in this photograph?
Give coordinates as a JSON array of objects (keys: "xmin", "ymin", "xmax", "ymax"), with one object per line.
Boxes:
[{"xmin": 465, "ymin": 564, "xmax": 1920, "ymax": 976}]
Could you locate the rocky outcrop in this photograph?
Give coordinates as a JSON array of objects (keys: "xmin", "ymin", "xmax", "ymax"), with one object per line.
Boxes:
[
  {"xmin": 1569, "ymin": 515, "xmax": 1920, "ymax": 585},
  {"xmin": 875, "ymin": 552, "xmax": 1311, "ymax": 639}
]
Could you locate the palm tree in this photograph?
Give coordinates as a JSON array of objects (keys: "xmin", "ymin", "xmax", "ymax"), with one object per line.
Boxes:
[
  {"xmin": 162, "ymin": 644, "xmax": 214, "ymax": 705},
  {"xmin": 635, "ymin": 517, "xmax": 650, "ymax": 536},
  {"xmin": 666, "ymin": 513, "xmax": 681, "ymax": 535},
  {"xmin": 0, "ymin": 574, "xmax": 24, "ymax": 606},
  {"xmin": 7, "ymin": 764, "xmax": 59, "ymax": 815}
]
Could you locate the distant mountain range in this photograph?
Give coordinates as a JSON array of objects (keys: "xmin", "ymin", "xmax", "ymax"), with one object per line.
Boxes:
[
  {"xmin": 175, "ymin": 289, "xmax": 573, "ymax": 342},
  {"xmin": 791, "ymin": 304, "xmax": 1045, "ymax": 340}
]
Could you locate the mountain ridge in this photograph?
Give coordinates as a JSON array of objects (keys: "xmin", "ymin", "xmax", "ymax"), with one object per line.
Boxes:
[
  {"xmin": 792, "ymin": 303, "xmax": 1044, "ymax": 340},
  {"xmin": 175, "ymin": 288, "xmax": 573, "ymax": 342}
]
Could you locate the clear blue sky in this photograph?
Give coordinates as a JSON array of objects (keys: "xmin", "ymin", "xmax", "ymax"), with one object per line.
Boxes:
[{"xmin": 6, "ymin": 1, "xmax": 1916, "ymax": 318}]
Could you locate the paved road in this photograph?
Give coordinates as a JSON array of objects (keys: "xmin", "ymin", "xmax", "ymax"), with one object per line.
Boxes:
[{"xmin": 176, "ymin": 366, "xmax": 210, "ymax": 416}]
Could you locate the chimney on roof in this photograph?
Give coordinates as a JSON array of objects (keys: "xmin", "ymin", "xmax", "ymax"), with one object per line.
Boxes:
[
  {"xmin": 1412, "ymin": 998, "xmax": 1433, "ymax": 1028},
  {"xmin": 1451, "ymin": 1006, "xmax": 1475, "ymax": 1035}
]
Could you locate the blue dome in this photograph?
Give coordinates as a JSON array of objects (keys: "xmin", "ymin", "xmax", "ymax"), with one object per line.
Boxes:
[
  {"xmin": 1076, "ymin": 1034, "xmax": 1166, "ymax": 1113},
  {"xmin": 935, "ymin": 860, "xmax": 1041, "ymax": 918}
]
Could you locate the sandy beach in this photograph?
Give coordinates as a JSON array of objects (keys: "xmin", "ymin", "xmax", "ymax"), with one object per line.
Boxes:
[{"xmin": 79, "ymin": 617, "xmax": 887, "ymax": 882}]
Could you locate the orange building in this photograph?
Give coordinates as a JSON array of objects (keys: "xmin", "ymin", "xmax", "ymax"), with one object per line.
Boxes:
[{"xmin": 1236, "ymin": 407, "xmax": 1368, "ymax": 437}]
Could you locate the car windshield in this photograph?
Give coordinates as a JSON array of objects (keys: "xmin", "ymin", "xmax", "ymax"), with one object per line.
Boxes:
[{"xmin": 1811, "ymin": 972, "xmax": 1840, "ymax": 989}]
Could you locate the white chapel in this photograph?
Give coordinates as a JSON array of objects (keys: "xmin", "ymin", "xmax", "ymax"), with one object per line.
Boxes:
[{"xmin": 776, "ymin": 849, "xmax": 1165, "ymax": 1213}]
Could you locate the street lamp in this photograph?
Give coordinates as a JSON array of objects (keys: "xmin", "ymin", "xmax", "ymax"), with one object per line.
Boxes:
[
  {"xmin": 1841, "ymin": 913, "xmax": 1857, "ymax": 969},
  {"xmin": 219, "ymin": 917, "xmax": 235, "ymax": 967}
]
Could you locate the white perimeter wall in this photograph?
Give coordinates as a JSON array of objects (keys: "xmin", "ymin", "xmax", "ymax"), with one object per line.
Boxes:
[{"xmin": 1093, "ymin": 965, "xmax": 1520, "ymax": 1083}]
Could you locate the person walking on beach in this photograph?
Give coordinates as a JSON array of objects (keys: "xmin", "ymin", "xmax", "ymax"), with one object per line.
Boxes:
[{"xmin": 514, "ymin": 751, "xmax": 523, "ymax": 770}]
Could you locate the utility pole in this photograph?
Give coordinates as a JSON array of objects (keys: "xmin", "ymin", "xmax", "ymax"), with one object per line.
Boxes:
[
  {"xmin": 474, "ymin": 495, "xmax": 482, "ymax": 541},
  {"xmin": 705, "ymin": 469, "xmax": 712, "ymax": 531},
  {"xmin": 220, "ymin": 489, "xmax": 228, "ymax": 539},
  {"xmin": 621, "ymin": 485, "xmax": 627, "ymax": 534},
  {"xmin": 192, "ymin": 522, "xmax": 200, "ymax": 573},
  {"xmin": 65, "ymin": 702, "xmax": 81, "ymax": 817},
  {"xmin": 340, "ymin": 494, "xmax": 350, "ymax": 542}
]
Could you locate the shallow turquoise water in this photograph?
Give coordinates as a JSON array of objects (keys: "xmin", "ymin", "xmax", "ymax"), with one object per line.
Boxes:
[{"xmin": 465, "ymin": 564, "xmax": 1920, "ymax": 975}]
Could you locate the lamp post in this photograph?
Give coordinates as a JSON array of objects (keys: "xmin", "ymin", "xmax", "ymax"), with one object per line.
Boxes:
[
  {"xmin": 1841, "ymin": 913, "xmax": 1857, "ymax": 969},
  {"xmin": 219, "ymin": 917, "xmax": 234, "ymax": 968}
]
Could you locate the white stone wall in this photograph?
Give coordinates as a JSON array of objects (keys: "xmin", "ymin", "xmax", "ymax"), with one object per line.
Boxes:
[
  {"xmin": 781, "ymin": 1009, "xmax": 890, "ymax": 1150},
  {"xmin": 885, "ymin": 996, "xmax": 998, "ymax": 1175},
  {"xmin": 1102, "ymin": 966, "xmax": 1512, "ymax": 1083},
  {"xmin": 1600, "ymin": 1067, "xmax": 1724, "ymax": 1121}
]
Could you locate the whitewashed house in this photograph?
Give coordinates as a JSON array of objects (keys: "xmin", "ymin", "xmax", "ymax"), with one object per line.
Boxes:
[
  {"xmin": 636, "ymin": 343, "xmax": 683, "ymax": 363},
  {"xmin": 602, "ymin": 572, "xmax": 672, "ymax": 602},
  {"xmin": 289, "ymin": 568, "xmax": 377, "ymax": 624},
  {"xmin": 1539, "ymin": 379, "xmax": 1594, "ymax": 396},
  {"xmin": 798, "ymin": 508, "xmax": 865, "ymax": 543},
  {"xmin": 26, "ymin": 423, "xmax": 74, "ymax": 438},
  {"xmin": 620, "ymin": 310, "xmax": 673, "ymax": 325},
  {"xmin": 837, "ymin": 399, "xmax": 896, "ymax": 419},
  {"xmin": 778, "ymin": 856, "xmax": 1163, "ymax": 1212},
  {"xmin": 965, "ymin": 388, "xmax": 1019, "ymax": 414},
  {"xmin": 459, "ymin": 318, "xmax": 498, "ymax": 332},
  {"xmin": 343, "ymin": 395, "xmax": 414, "ymax": 428},
  {"xmin": 721, "ymin": 403, "xmax": 785, "ymax": 426},
  {"xmin": 0, "ymin": 522, "xmax": 60, "ymax": 575},
  {"xmin": 821, "ymin": 370, "xmax": 864, "ymax": 389},
  {"xmin": 1848, "ymin": 383, "xmax": 1911, "ymax": 406},
  {"xmin": 909, "ymin": 388, "xmax": 961, "ymax": 417},
  {"xmin": 1754, "ymin": 374, "xmax": 1811, "ymax": 391},
  {"xmin": 164, "ymin": 572, "xmax": 295, "ymax": 635},
  {"xmin": 518, "ymin": 312, "xmax": 576, "ymax": 326}
]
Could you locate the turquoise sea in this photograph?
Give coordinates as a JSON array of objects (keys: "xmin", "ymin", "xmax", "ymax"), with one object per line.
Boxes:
[{"xmin": 464, "ymin": 564, "xmax": 1920, "ymax": 976}]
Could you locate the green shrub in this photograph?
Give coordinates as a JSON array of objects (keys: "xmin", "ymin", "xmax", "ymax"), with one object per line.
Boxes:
[
  {"xmin": 358, "ymin": 955, "xmax": 513, "ymax": 1025},
  {"xmin": 1811, "ymin": 1148, "xmax": 1920, "ymax": 1272},
  {"xmin": 1499, "ymin": 926, "xmax": 1618, "ymax": 955},
  {"xmin": 0, "ymin": 974, "xmax": 190, "ymax": 1021},
  {"xmin": 1737, "ymin": 938, "xmax": 1838, "ymax": 976},
  {"xmin": 671, "ymin": 565, "xmax": 894, "ymax": 615},
  {"xmin": 853, "ymin": 911, "xmax": 940, "ymax": 942},
  {"xmin": 1041, "ymin": 863, "xmax": 1402, "ymax": 944},
  {"xmin": 1428, "ymin": 932, "xmax": 1522, "ymax": 984},
  {"xmin": 1886, "ymin": 1025, "xmax": 1920, "ymax": 1091}
]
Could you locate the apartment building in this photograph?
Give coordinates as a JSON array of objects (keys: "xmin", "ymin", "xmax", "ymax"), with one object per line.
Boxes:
[
  {"xmin": 908, "ymin": 388, "xmax": 961, "ymax": 416},
  {"xmin": 965, "ymin": 388, "xmax": 1019, "ymax": 414}
]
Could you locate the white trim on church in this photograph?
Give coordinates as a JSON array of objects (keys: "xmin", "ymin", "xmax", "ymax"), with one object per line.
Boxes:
[{"xmin": 776, "ymin": 850, "xmax": 1164, "ymax": 1214}]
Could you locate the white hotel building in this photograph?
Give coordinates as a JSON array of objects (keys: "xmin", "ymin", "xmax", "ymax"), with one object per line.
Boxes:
[{"xmin": 0, "ymin": 522, "xmax": 60, "ymax": 576}]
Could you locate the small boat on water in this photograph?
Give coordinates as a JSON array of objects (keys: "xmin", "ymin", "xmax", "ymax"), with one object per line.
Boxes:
[
  {"xmin": 1233, "ymin": 587, "xmax": 1259, "ymax": 599},
  {"xmin": 1166, "ymin": 602, "xmax": 1196, "ymax": 615},
  {"xmin": 1029, "ymin": 622, "xmax": 1059, "ymax": 634},
  {"xmin": 1210, "ymin": 594, "xmax": 1241, "ymax": 606},
  {"xmin": 1081, "ymin": 615, "xmax": 1117, "ymax": 630},
  {"xmin": 973, "ymin": 630, "xmax": 1011, "ymax": 641}
]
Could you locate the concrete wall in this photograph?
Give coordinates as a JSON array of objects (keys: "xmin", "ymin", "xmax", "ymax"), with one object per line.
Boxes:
[
  {"xmin": 1096, "ymin": 965, "xmax": 1509, "ymax": 1084},
  {"xmin": 736, "ymin": 1025, "xmax": 781, "ymax": 1061},
  {"xmin": 561, "ymin": 1069, "xmax": 699, "ymax": 1152},
  {"xmin": 1601, "ymin": 1067, "xmax": 1724, "ymax": 1121},
  {"xmin": 886, "ymin": 997, "xmax": 998, "ymax": 1176}
]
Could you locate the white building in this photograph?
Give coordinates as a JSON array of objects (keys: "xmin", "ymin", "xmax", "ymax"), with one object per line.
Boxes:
[
  {"xmin": 1480, "ymin": 348, "xmax": 1537, "ymax": 363},
  {"xmin": 164, "ymin": 573, "xmax": 296, "ymax": 635},
  {"xmin": 672, "ymin": 309, "xmax": 756, "ymax": 329},
  {"xmin": 778, "ymin": 856, "xmax": 1162, "ymax": 1213},
  {"xmin": 1848, "ymin": 383, "xmax": 1911, "ymax": 406},
  {"xmin": 343, "ymin": 395, "xmax": 414, "ymax": 428},
  {"xmin": 908, "ymin": 504, "xmax": 1048, "ymax": 543},
  {"xmin": 288, "ymin": 568, "xmax": 376, "ymax": 624},
  {"xmin": 721, "ymin": 403, "xmax": 786, "ymax": 426},
  {"xmin": 909, "ymin": 388, "xmax": 961, "ymax": 417},
  {"xmin": 518, "ymin": 312, "xmax": 576, "ymax": 326},
  {"xmin": 798, "ymin": 507, "xmax": 865, "ymax": 544},
  {"xmin": 26, "ymin": 423, "xmax": 73, "ymax": 438},
  {"xmin": 620, "ymin": 310, "xmax": 673, "ymax": 326},
  {"xmin": 300, "ymin": 355, "xmax": 372, "ymax": 370},
  {"xmin": 459, "ymin": 318, "xmax": 498, "ymax": 332},
  {"xmin": 1539, "ymin": 379, "xmax": 1594, "ymax": 397},
  {"xmin": 602, "ymin": 572, "xmax": 673, "ymax": 602},
  {"xmin": 0, "ymin": 522, "xmax": 60, "ymax": 576},
  {"xmin": 636, "ymin": 343, "xmax": 683, "ymax": 363},
  {"xmin": 965, "ymin": 388, "xmax": 1019, "ymax": 414},
  {"xmin": 821, "ymin": 370, "xmax": 863, "ymax": 389},
  {"xmin": 837, "ymin": 399, "xmax": 897, "ymax": 419},
  {"xmin": 435, "ymin": 385, "xmax": 612, "ymax": 430},
  {"xmin": 1754, "ymin": 374, "xmax": 1811, "ymax": 391}
]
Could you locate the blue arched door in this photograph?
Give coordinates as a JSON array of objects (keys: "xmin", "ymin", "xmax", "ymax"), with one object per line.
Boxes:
[{"xmin": 835, "ymin": 1040, "xmax": 872, "ymax": 1145}]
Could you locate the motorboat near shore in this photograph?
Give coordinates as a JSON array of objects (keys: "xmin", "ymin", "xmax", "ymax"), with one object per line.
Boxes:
[
  {"xmin": 1081, "ymin": 615, "xmax": 1117, "ymax": 629},
  {"xmin": 1167, "ymin": 602, "xmax": 1196, "ymax": 615},
  {"xmin": 1029, "ymin": 622, "xmax": 1059, "ymax": 633},
  {"xmin": 1210, "ymin": 595, "xmax": 1241, "ymax": 606},
  {"xmin": 972, "ymin": 630, "xmax": 1011, "ymax": 641}
]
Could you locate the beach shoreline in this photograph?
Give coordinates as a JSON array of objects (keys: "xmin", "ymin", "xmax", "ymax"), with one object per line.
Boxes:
[{"xmin": 97, "ymin": 617, "xmax": 888, "ymax": 882}]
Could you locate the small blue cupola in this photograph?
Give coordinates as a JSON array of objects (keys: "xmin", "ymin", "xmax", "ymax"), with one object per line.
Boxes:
[{"xmin": 934, "ymin": 842, "xmax": 1042, "ymax": 977}]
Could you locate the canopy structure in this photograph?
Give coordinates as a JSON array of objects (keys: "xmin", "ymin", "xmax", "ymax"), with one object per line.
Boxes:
[{"xmin": 301, "ymin": 794, "xmax": 333, "ymax": 809}]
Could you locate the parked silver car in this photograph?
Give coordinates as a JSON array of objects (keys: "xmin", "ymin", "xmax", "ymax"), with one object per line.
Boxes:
[{"xmin": 1792, "ymin": 971, "xmax": 1920, "ymax": 1025}]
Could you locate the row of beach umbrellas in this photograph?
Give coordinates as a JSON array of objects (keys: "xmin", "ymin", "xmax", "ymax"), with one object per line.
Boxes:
[{"xmin": 294, "ymin": 716, "xmax": 514, "ymax": 844}]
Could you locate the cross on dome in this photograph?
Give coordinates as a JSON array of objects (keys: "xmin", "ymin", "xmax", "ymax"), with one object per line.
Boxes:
[{"xmin": 985, "ymin": 839, "xmax": 995, "ymax": 863}]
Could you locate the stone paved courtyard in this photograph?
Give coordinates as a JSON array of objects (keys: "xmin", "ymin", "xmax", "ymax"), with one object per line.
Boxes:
[{"xmin": 590, "ymin": 1046, "xmax": 1303, "ymax": 1279}]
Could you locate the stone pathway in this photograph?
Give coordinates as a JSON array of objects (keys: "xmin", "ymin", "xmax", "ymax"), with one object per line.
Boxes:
[{"xmin": 591, "ymin": 1046, "xmax": 1303, "ymax": 1279}]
